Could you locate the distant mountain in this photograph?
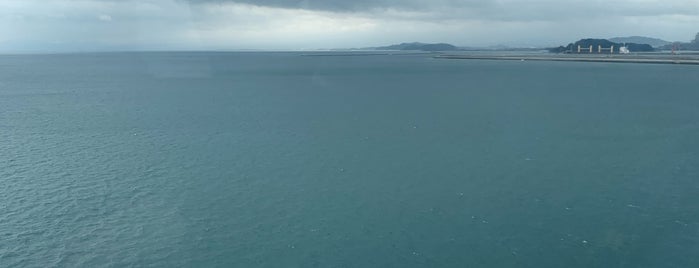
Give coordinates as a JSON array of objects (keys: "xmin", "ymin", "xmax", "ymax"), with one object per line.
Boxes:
[
  {"xmin": 549, "ymin": 38, "xmax": 655, "ymax": 53},
  {"xmin": 609, "ymin": 36, "xmax": 670, "ymax": 48},
  {"xmin": 374, "ymin": 42, "xmax": 459, "ymax": 51},
  {"xmin": 661, "ymin": 32, "xmax": 699, "ymax": 50}
]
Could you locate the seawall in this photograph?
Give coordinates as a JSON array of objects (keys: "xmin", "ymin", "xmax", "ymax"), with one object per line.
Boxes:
[{"xmin": 435, "ymin": 54, "xmax": 699, "ymax": 65}]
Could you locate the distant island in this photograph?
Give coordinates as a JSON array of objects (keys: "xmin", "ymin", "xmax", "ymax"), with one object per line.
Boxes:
[
  {"xmin": 373, "ymin": 42, "xmax": 459, "ymax": 51},
  {"xmin": 549, "ymin": 38, "xmax": 654, "ymax": 53},
  {"xmin": 431, "ymin": 32, "xmax": 699, "ymax": 65},
  {"xmin": 551, "ymin": 33, "xmax": 699, "ymax": 53},
  {"xmin": 367, "ymin": 33, "xmax": 699, "ymax": 53}
]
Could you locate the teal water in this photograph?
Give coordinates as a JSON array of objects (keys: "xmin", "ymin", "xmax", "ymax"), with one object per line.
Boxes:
[{"xmin": 1, "ymin": 52, "xmax": 698, "ymax": 267}]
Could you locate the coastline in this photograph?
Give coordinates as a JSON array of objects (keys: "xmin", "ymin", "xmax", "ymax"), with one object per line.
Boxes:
[{"xmin": 435, "ymin": 53, "xmax": 699, "ymax": 65}]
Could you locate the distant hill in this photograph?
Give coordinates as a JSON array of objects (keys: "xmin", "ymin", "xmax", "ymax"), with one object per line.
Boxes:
[
  {"xmin": 374, "ymin": 42, "xmax": 459, "ymax": 51},
  {"xmin": 661, "ymin": 32, "xmax": 699, "ymax": 50},
  {"xmin": 609, "ymin": 36, "xmax": 670, "ymax": 48},
  {"xmin": 549, "ymin": 38, "xmax": 655, "ymax": 53}
]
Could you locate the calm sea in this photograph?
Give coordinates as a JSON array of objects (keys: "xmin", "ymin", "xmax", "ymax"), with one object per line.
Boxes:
[{"xmin": 1, "ymin": 52, "xmax": 698, "ymax": 267}]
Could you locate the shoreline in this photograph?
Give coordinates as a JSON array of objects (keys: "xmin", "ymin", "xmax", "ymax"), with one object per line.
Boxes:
[{"xmin": 435, "ymin": 54, "xmax": 699, "ymax": 65}]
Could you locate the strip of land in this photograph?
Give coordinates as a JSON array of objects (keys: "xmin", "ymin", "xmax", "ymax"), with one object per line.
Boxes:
[{"xmin": 435, "ymin": 54, "xmax": 699, "ymax": 65}]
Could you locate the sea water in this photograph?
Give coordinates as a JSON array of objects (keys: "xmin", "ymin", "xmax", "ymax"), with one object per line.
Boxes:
[{"xmin": 1, "ymin": 52, "xmax": 698, "ymax": 267}]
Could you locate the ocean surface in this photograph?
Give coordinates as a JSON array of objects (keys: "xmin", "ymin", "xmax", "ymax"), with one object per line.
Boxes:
[{"xmin": 1, "ymin": 52, "xmax": 698, "ymax": 267}]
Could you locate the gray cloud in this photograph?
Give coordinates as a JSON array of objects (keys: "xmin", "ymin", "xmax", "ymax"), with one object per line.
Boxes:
[
  {"xmin": 185, "ymin": 0, "xmax": 482, "ymax": 12},
  {"xmin": 186, "ymin": 0, "xmax": 699, "ymax": 20},
  {"xmin": 1, "ymin": 0, "xmax": 698, "ymax": 52}
]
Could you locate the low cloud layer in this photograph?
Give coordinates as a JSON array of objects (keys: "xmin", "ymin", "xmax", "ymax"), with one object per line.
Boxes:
[
  {"xmin": 188, "ymin": 0, "xmax": 699, "ymax": 22},
  {"xmin": 1, "ymin": 0, "xmax": 698, "ymax": 51},
  {"xmin": 186, "ymin": 0, "xmax": 485, "ymax": 12}
]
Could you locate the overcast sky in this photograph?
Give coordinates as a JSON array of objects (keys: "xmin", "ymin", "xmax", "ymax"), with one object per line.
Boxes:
[{"xmin": 1, "ymin": 0, "xmax": 698, "ymax": 51}]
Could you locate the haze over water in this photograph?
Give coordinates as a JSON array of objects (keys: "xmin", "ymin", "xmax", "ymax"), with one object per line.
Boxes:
[{"xmin": 1, "ymin": 52, "xmax": 698, "ymax": 267}]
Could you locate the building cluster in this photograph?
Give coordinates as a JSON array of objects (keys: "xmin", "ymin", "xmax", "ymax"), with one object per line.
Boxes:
[{"xmin": 574, "ymin": 45, "xmax": 629, "ymax": 54}]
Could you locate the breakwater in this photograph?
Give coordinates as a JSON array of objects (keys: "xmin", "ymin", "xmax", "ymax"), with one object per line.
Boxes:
[{"xmin": 436, "ymin": 54, "xmax": 699, "ymax": 65}]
